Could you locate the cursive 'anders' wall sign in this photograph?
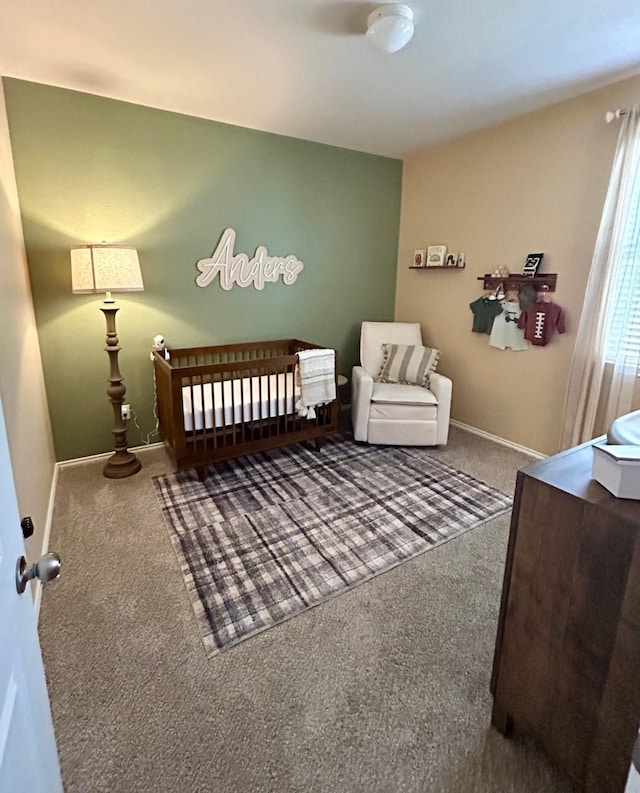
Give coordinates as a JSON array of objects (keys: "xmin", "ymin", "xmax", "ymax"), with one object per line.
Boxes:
[{"xmin": 196, "ymin": 228, "xmax": 304, "ymax": 291}]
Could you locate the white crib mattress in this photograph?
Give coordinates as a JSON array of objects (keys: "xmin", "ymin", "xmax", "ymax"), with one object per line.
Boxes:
[{"xmin": 182, "ymin": 372, "xmax": 299, "ymax": 432}]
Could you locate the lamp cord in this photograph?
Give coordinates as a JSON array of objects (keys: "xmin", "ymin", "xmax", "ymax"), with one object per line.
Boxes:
[{"xmin": 130, "ymin": 365, "xmax": 160, "ymax": 446}]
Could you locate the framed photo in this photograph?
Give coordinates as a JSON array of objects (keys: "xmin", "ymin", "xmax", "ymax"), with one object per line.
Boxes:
[
  {"xmin": 426, "ymin": 245, "xmax": 447, "ymax": 268},
  {"xmin": 444, "ymin": 252, "xmax": 458, "ymax": 268},
  {"xmin": 413, "ymin": 249, "xmax": 427, "ymax": 268},
  {"xmin": 523, "ymin": 252, "xmax": 544, "ymax": 277},
  {"xmin": 457, "ymin": 252, "xmax": 466, "ymax": 268}
]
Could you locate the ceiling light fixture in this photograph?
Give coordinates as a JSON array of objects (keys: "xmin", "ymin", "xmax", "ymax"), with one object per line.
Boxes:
[{"xmin": 366, "ymin": 4, "xmax": 414, "ymax": 54}]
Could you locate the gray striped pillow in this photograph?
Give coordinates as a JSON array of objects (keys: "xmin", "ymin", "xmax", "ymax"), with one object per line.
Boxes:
[{"xmin": 376, "ymin": 343, "xmax": 441, "ymax": 388}]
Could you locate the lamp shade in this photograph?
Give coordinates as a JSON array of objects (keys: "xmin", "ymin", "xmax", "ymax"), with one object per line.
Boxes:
[
  {"xmin": 366, "ymin": 4, "xmax": 414, "ymax": 54},
  {"xmin": 70, "ymin": 244, "xmax": 144, "ymax": 294}
]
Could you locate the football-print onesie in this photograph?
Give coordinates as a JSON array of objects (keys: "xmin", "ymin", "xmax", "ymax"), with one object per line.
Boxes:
[
  {"xmin": 489, "ymin": 301, "xmax": 529, "ymax": 351},
  {"xmin": 517, "ymin": 301, "xmax": 566, "ymax": 346}
]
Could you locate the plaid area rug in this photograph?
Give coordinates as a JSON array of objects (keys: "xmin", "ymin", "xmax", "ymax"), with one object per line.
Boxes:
[{"xmin": 153, "ymin": 434, "xmax": 512, "ymax": 656}]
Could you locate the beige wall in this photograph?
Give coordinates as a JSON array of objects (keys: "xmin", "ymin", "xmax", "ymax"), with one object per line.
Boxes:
[
  {"xmin": 396, "ymin": 73, "xmax": 640, "ymax": 456},
  {"xmin": 0, "ymin": 78, "xmax": 56, "ymax": 560}
]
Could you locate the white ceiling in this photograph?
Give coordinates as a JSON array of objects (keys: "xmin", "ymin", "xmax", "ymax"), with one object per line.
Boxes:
[{"xmin": 2, "ymin": 0, "xmax": 640, "ymax": 158}]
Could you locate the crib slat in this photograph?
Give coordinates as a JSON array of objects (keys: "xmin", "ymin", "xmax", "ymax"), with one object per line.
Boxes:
[
  {"xmin": 210, "ymin": 372, "xmax": 217, "ymax": 453},
  {"xmin": 283, "ymin": 366, "xmax": 288, "ymax": 437},
  {"xmin": 220, "ymin": 368, "xmax": 227, "ymax": 450},
  {"xmin": 231, "ymin": 367, "xmax": 238, "ymax": 449},
  {"xmin": 240, "ymin": 371, "xmax": 246, "ymax": 445},
  {"xmin": 249, "ymin": 369, "xmax": 255, "ymax": 440},
  {"xmin": 275, "ymin": 369, "xmax": 280, "ymax": 440}
]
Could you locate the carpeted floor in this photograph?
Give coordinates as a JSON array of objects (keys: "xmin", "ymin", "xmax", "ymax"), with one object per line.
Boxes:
[{"xmin": 39, "ymin": 425, "xmax": 579, "ymax": 793}]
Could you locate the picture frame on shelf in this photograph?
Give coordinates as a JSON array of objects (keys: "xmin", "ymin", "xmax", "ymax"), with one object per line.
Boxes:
[
  {"xmin": 413, "ymin": 249, "xmax": 427, "ymax": 268},
  {"xmin": 445, "ymin": 252, "xmax": 458, "ymax": 268},
  {"xmin": 523, "ymin": 252, "xmax": 544, "ymax": 277},
  {"xmin": 457, "ymin": 252, "xmax": 466, "ymax": 268},
  {"xmin": 426, "ymin": 245, "xmax": 447, "ymax": 268}
]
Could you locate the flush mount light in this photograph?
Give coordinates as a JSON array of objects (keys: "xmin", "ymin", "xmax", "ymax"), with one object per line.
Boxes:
[{"xmin": 366, "ymin": 4, "xmax": 414, "ymax": 54}]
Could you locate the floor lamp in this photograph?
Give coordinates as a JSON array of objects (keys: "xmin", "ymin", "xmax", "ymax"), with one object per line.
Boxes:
[{"xmin": 71, "ymin": 244, "xmax": 144, "ymax": 479}]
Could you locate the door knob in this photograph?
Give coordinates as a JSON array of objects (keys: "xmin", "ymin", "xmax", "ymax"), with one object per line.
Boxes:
[{"xmin": 16, "ymin": 553, "xmax": 62, "ymax": 594}]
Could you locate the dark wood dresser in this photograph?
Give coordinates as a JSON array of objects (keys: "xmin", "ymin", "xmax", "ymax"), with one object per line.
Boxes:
[{"xmin": 491, "ymin": 439, "xmax": 640, "ymax": 792}]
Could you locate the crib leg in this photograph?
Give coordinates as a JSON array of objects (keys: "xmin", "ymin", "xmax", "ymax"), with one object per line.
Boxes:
[
  {"xmin": 315, "ymin": 438, "xmax": 322, "ymax": 451},
  {"xmin": 195, "ymin": 465, "xmax": 207, "ymax": 482}
]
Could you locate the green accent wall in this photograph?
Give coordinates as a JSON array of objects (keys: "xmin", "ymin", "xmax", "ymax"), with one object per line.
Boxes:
[{"xmin": 4, "ymin": 79, "xmax": 402, "ymax": 461}]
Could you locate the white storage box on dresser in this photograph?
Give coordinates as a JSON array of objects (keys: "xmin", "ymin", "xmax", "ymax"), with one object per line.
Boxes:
[{"xmin": 592, "ymin": 444, "xmax": 640, "ymax": 500}]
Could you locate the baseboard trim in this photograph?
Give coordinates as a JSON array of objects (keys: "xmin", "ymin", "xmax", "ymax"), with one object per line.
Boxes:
[
  {"xmin": 450, "ymin": 420, "xmax": 546, "ymax": 460},
  {"xmin": 57, "ymin": 441, "xmax": 165, "ymax": 469},
  {"xmin": 35, "ymin": 461, "xmax": 59, "ymax": 619}
]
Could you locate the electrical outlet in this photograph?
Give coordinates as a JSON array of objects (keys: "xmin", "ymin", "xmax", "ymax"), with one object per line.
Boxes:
[{"xmin": 121, "ymin": 404, "xmax": 131, "ymax": 420}]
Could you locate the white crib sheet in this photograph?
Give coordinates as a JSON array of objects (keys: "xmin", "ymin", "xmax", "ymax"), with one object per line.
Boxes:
[{"xmin": 182, "ymin": 372, "xmax": 299, "ymax": 432}]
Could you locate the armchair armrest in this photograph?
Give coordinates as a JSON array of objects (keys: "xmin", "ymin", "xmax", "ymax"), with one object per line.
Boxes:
[
  {"xmin": 352, "ymin": 365, "xmax": 374, "ymax": 442},
  {"xmin": 429, "ymin": 372, "xmax": 452, "ymax": 445}
]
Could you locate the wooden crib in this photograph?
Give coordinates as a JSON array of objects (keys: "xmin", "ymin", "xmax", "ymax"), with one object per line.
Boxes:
[{"xmin": 153, "ymin": 339, "xmax": 339, "ymax": 479}]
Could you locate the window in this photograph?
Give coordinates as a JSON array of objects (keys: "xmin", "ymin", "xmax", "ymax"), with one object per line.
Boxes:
[{"xmin": 603, "ymin": 170, "xmax": 640, "ymax": 370}]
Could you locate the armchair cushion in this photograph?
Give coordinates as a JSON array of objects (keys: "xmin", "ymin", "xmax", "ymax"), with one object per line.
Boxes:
[
  {"xmin": 376, "ymin": 343, "xmax": 441, "ymax": 388},
  {"xmin": 371, "ymin": 382, "xmax": 438, "ymax": 405},
  {"xmin": 370, "ymin": 382, "xmax": 438, "ymax": 423}
]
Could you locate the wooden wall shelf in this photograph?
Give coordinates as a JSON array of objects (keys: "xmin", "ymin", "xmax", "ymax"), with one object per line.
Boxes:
[
  {"xmin": 478, "ymin": 273, "xmax": 558, "ymax": 292},
  {"xmin": 409, "ymin": 264, "xmax": 466, "ymax": 270}
]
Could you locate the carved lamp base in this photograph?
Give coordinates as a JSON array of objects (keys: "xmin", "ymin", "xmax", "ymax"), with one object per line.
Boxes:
[
  {"xmin": 103, "ymin": 449, "xmax": 142, "ymax": 479},
  {"xmin": 100, "ymin": 302, "xmax": 142, "ymax": 480}
]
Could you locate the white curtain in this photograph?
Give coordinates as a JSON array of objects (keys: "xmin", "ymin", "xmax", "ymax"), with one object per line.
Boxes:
[{"xmin": 561, "ymin": 106, "xmax": 640, "ymax": 448}]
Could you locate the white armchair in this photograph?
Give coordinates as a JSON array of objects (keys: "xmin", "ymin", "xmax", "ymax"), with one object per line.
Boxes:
[{"xmin": 351, "ymin": 321, "xmax": 452, "ymax": 446}]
